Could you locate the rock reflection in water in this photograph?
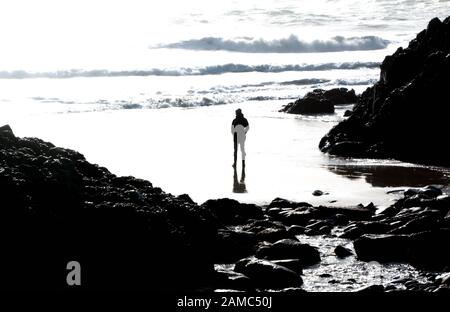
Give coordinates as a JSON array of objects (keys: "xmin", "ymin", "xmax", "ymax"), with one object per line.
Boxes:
[{"xmin": 326, "ymin": 163, "xmax": 450, "ymax": 188}]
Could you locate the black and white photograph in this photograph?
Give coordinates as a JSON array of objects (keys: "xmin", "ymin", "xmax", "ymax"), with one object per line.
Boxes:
[{"xmin": 1, "ymin": 0, "xmax": 449, "ymax": 308}]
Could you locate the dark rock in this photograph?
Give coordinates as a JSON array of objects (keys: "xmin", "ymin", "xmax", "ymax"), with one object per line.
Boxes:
[
  {"xmin": 278, "ymin": 207, "xmax": 318, "ymax": 226},
  {"xmin": 384, "ymin": 285, "xmax": 397, "ymax": 291},
  {"xmin": 202, "ymin": 198, "xmax": 264, "ymax": 225},
  {"xmin": 445, "ymin": 211, "xmax": 450, "ymax": 222},
  {"xmin": 339, "ymin": 220, "xmax": 392, "ymax": 239},
  {"xmin": 287, "ymin": 225, "xmax": 307, "ymax": 235},
  {"xmin": 319, "ymin": 273, "xmax": 332, "ymax": 278},
  {"xmin": 305, "ymin": 220, "xmax": 333, "ymax": 235},
  {"xmin": 266, "ymin": 207, "xmax": 283, "ymax": 218},
  {"xmin": 404, "ymin": 185, "xmax": 443, "ymax": 198},
  {"xmin": 271, "ymin": 259, "xmax": 303, "ymax": 274},
  {"xmin": 321, "ymin": 88, "xmax": 358, "ymax": 105},
  {"xmin": 268, "ymin": 198, "xmax": 312, "ymax": 209},
  {"xmin": 434, "ymin": 285, "xmax": 450, "ymax": 293},
  {"xmin": 344, "ymin": 109, "xmax": 352, "ymax": 117},
  {"xmin": 388, "ymin": 214, "xmax": 440, "ymax": 234},
  {"xmin": 304, "ymin": 228, "xmax": 321, "ymax": 236},
  {"xmin": 241, "ymin": 219, "xmax": 285, "ymax": 233},
  {"xmin": 214, "ymin": 268, "xmax": 253, "ymax": 291},
  {"xmin": 339, "ymin": 225, "xmax": 365, "ymax": 239},
  {"xmin": 176, "ymin": 193, "xmax": 196, "ymax": 204},
  {"xmin": 256, "ymin": 227, "xmax": 295, "ymax": 242},
  {"xmin": 436, "ymin": 272, "xmax": 450, "ymax": 285},
  {"xmin": 280, "ymin": 88, "xmax": 357, "ymax": 115},
  {"xmin": 234, "ymin": 258, "xmax": 302, "ymax": 289},
  {"xmin": 214, "ymin": 229, "xmax": 257, "ymax": 262},
  {"xmin": 255, "ymin": 239, "xmax": 321, "ymax": 266},
  {"xmin": 362, "ymin": 221, "xmax": 392, "ymax": 234},
  {"xmin": 354, "ymin": 234, "xmax": 411, "ymax": 262},
  {"xmin": 0, "ymin": 124, "xmax": 15, "ymax": 138},
  {"xmin": 318, "ymin": 225, "xmax": 333, "ymax": 234},
  {"xmin": 314, "ymin": 205, "xmax": 374, "ymax": 221},
  {"xmin": 334, "ymin": 245, "xmax": 353, "ymax": 258},
  {"xmin": 313, "ymin": 190, "xmax": 324, "ymax": 196},
  {"xmin": 0, "ymin": 125, "xmax": 219, "ymax": 290},
  {"xmin": 333, "ymin": 213, "xmax": 350, "ymax": 226},
  {"xmin": 306, "ymin": 219, "xmax": 332, "ymax": 230},
  {"xmin": 281, "ymin": 94, "xmax": 334, "ymax": 115},
  {"xmin": 319, "ymin": 16, "xmax": 450, "ymax": 166},
  {"xmin": 354, "ymin": 229, "xmax": 450, "ymax": 269}
]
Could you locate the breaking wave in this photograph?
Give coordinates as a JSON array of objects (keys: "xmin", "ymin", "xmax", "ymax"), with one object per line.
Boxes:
[
  {"xmin": 158, "ymin": 34, "xmax": 390, "ymax": 53},
  {"xmin": 0, "ymin": 62, "xmax": 380, "ymax": 79}
]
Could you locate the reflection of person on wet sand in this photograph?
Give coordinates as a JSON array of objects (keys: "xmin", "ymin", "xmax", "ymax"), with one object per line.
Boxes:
[
  {"xmin": 231, "ymin": 108, "xmax": 249, "ymax": 168},
  {"xmin": 233, "ymin": 166, "xmax": 247, "ymax": 193}
]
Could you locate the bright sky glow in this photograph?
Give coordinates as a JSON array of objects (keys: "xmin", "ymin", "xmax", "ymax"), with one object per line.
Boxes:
[{"xmin": 0, "ymin": 0, "xmax": 449, "ymax": 70}]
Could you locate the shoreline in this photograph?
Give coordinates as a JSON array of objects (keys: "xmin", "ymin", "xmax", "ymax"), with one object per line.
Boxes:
[
  {"xmin": 1, "ymin": 124, "xmax": 449, "ymax": 292},
  {"xmin": 5, "ymin": 100, "xmax": 450, "ymax": 208}
]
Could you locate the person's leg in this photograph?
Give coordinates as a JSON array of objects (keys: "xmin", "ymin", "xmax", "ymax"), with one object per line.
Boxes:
[
  {"xmin": 240, "ymin": 140, "xmax": 246, "ymax": 168},
  {"xmin": 233, "ymin": 133, "xmax": 237, "ymax": 167}
]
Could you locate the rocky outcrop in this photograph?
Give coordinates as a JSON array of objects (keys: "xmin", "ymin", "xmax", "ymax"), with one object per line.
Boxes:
[
  {"xmin": 349, "ymin": 186, "xmax": 450, "ymax": 270},
  {"xmin": 280, "ymin": 88, "xmax": 357, "ymax": 115},
  {"xmin": 319, "ymin": 16, "xmax": 450, "ymax": 166},
  {"xmin": 0, "ymin": 124, "xmax": 219, "ymax": 290}
]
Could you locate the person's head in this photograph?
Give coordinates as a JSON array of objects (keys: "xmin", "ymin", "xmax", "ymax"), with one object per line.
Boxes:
[{"xmin": 236, "ymin": 108, "xmax": 243, "ymax": 117}]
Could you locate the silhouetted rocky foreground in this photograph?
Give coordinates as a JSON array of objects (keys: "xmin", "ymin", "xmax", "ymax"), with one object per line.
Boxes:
[
  {"xmin": 1, "ymin": 124, "xmax": 449, "ymax": 292},
  {"xmin": 319, "ymin": 16, "xmax": 450, "ymax": 166}
]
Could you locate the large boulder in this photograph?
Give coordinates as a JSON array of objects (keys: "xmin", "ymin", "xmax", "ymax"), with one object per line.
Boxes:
[
  {"xmin": 354, "ymin": 229, "xmax": 450, "ymax": 269},
  {"xmin": 213, "ymin": 229, "xmax": 257, "ymax": 263},
  {"xmin": 321, "ymin": 88, "xmax": 358, "ymax": 105},
  {"xmin": 201, "ymin": 198, "xmax": 264, "ymax": 225},
  {"xmin": 319, "ymin": 16, "xmax": 450, "ymax": 166},
  {"xmin": 255, "ymin": 239, "xmax": 321, "ymax": 266},
  {"xmin": 281, "ymin": 88, "xmax": 357, "ymax": 115},
  {"xmin": 268, "ymin": 197, "xmax": 312, "ymax": 209}
]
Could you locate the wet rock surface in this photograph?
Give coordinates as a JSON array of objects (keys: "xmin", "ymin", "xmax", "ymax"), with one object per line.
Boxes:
[
  {"xmin": 214, "ymin": 185, "xmax": 449, "ymax": 292},
  {"xmin": 234, "ymin": 258, "xmax": 303, "ymax": 289},
  {"xmin": 319, "ymin": 16, "xmax": 450, "ymax": 166}
]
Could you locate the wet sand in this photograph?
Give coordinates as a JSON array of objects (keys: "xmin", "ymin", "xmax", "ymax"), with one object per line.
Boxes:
[{"xmin": 8, "ymin": 100, "xmax": 450, "ymax": 207}]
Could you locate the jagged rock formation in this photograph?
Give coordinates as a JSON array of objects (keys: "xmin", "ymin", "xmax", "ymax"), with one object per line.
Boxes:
[{"xmin": 319, "ymin": 16, "xmax": 450, "ymax": 166}]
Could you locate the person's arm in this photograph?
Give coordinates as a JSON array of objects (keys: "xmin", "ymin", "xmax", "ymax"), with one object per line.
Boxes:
[
  {"xmin": 231, "ymin": 123, "xmax": 235, "ymax": 135},
  {"xmin": 244, "ymin": 119, "xmax": 249, "ymax": 134}
]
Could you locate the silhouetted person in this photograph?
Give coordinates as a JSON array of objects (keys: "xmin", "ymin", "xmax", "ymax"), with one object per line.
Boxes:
[
  {"xmin": 233, "ymin": 166, "xmax": 247, "ymax": 193},
  {"xmin": 231, "ymin": 108, "xmax": 249, "ymax": 168}
]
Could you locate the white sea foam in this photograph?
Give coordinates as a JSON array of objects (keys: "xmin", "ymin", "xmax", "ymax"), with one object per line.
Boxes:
[
  {"xmin": 158, "ymin": 35, "xmax": 391, "ymax": 53},
  {"xmin": 0, "ymin": 62, "xmax": 380, "ymax": 79}
]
